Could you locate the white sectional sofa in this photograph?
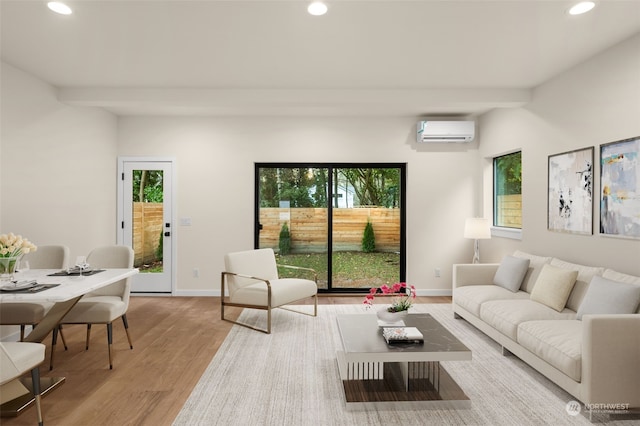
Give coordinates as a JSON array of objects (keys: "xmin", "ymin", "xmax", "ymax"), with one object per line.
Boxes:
[{"xmin": 452, "ymin": 250, "xmax": 640, "ymax": 413}]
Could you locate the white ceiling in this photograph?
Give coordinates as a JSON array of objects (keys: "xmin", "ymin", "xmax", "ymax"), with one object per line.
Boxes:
[{"xmin": 1, "ymin": 0, "xmax": 639, "ymax": 116}]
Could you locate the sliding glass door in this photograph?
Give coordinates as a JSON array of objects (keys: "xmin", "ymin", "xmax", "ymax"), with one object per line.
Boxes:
[{"xmin": 256, "ymin": 163, "xmax": 405, "ymax": 293}]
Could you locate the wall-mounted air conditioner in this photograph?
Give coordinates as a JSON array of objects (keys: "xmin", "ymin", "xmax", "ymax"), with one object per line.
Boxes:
[{"xmin": 417, "ymin": 121, "xmax": 475, "ymax": 143}]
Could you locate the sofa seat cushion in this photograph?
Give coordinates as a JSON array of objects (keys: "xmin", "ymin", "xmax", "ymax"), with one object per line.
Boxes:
[
  {"xmin": 517, "ymin": 320, "xmax": 582, "ymax": 382},
  {"xmin": 480, "ymin": 299, "xmax": 577, "ymax": 341},
  {"xmin": 454, "ymin": 285, "xmax": 530, "ymax": 317}
]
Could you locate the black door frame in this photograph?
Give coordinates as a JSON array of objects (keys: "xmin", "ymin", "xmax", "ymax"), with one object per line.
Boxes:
[{"xmin": 255, "ymin": 162, "xmax": 406, "ymax": 293}]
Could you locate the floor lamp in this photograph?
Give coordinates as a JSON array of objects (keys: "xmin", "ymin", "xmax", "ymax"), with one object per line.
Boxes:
[{"xmin": 464, "ymin": 218, "xmax": 491, "ymax": 264}]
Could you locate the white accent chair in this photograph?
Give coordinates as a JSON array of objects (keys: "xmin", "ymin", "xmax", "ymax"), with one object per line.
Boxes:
[
  {"xmin": 0, "ymin": 245, "xmax": 69, "ymax": 341},
  {"xmin": 52, "ymin": 245, "xmax": 134, "ymax": 370},
  {"xmin": 0, "ymin": 342, "xmax": 46, "ymax": 426},
  {"xmin": 221, "ymin": 248, "xmax": 318, "ymax": 334}
]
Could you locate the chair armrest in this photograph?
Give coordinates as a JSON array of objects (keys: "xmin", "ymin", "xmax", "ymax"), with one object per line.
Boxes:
[
  {"xmin": 582, "ymin": 314, "xmax": 640, "ymax": 407},
  {"xmin": 221, "ymin": 271, "xmax": 271, "ymax": 286},
  {"xmin": 277, "ymin": 264, "xmax": 318, "ymax": 283},
  {"xmin": 453, "ymin": 263, "xmax": 499, "ymax": 288}
]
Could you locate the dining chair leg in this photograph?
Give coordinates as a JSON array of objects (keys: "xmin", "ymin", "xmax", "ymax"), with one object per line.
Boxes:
[
  {"xmin": 58, "ymin": 325, "xmax": 68, "ymax": 350},
  {"xmin": 121, "ymin": 315, "xmax": 133, "ymax": 350},
  {"xmin": 20, "ymin": 325, "xmax": 26, "ymax": 341},
  {"xmin": 85, "ymin": 324, "xmax": 92, "ymax": 350},
  {"xmin": 106, "ymin": 322, "xmax": 113, "ymax": 370},
  {"xmin": 30, "ymin": 366, "xmax": 43, "ymax": 426}
]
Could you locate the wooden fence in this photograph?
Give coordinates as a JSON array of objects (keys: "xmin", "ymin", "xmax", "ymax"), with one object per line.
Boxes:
[
  {"xmin": 133, "ymin": 202, "xmax": 163, "ymax": 266},
  {"xmin": 259, "ymin": 207, "xmax": 400, "ymax": 253},
  {"xmin": 496, "ymin": 194, "xmax": 522, "ymax": 228}
]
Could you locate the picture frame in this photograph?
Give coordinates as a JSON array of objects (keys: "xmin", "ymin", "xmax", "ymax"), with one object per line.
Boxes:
[
  {"xmin": 548, "ymin": 147, "xmax": 594, "ymax": 234},
  {"xmin": 600, "ymin": 136, "xmax": 640, "ymax": 239}
]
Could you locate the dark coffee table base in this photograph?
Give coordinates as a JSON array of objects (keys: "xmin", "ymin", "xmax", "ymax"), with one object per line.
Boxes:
[{"xmin": 338, "ymin": 359, "xmax": 469, "ymax": 410}]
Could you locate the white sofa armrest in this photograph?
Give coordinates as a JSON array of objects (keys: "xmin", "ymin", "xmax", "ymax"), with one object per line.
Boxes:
[
  {"xmin": 582, "ymin": 314, "xmax": 640, "ymax": 407},
  {"xmin": 453, "ymin": 263, "xmax": 499, "ymax": 288}
]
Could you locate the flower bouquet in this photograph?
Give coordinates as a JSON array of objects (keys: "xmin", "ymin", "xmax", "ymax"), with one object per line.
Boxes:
[
  {"xmin": 363, "ymin": 282, "xmax": 416, "ymax": 313},
  {"xmin": 0, "ymin": 233, "xmax": 37, "ymax": 280}
]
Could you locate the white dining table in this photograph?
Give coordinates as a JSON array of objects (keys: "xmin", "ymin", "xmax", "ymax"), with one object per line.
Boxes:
[
  {"xmin": 0, "ymin": 268, "xmax": 138, "ymax": 417},
  {"xmin": 1, "ymin": 268, "xmax": 138, "ymax": 343}
]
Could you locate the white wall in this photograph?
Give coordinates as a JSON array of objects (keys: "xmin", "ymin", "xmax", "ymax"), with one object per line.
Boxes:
[
  {"xmin": 0, "ymin": 62, "xmax": 119, "ymax": 339},
  {"xmin": 117, "ymin": 117, "xmax": 479, "ymax": 294},
  {"xmin": 1, "ymin": 62, "xmax": 119, "ymax": 259},
  {"xmin": 479, "ymin": 33, "xmax": 640, "ymax": 275},
  {"xmin": 2, "ymin": 32, "xmax": 639, "ymax": 302}
]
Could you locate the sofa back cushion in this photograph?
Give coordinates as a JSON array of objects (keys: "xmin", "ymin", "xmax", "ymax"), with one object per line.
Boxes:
[
  {"xmin": 493, "ymin": 255, "xmax": 530, "ymax": 292},
  {"xmin": 602, "ymin": 269, "xmax": 640, "ymax": 313},
  {"xmin": 576, "ymin": 275, "xmax": 640, "ymax": 319},
  {"xmin": 530, "ymin": 264, "xmax": 578, "ymax": 312},
  {"xmin": 550, "ymin": 258, "xmax": 605, "ymax": 312},
  {"xmin": 513, "ymin": 250, "xmax": 552, "ymax": 293}
]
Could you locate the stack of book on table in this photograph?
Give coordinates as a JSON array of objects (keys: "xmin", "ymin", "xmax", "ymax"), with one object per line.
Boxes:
[{"xmin": 382, "ymin": 326, "xmax": 424, "ymax": 344}]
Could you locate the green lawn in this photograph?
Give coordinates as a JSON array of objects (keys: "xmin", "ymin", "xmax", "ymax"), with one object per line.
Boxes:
[{"xmin": 276, "ymin": 251, "xmax": 400, "ymax": 289}]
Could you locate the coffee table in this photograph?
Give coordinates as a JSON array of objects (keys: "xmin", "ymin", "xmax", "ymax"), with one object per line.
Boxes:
[{"xmin": 336, "ymin": 313, "xmax": 471, "ymax": 409}]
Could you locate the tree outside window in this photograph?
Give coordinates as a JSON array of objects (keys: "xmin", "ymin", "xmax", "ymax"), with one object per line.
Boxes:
[{"xmin": 494, "ymin": 152, "xmax": 522, "ymax": 229}]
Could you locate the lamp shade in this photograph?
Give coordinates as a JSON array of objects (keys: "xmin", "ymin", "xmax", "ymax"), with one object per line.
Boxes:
[{"xmin": 464, "ymin": 218, "xmax": 491, "ymax": 239}]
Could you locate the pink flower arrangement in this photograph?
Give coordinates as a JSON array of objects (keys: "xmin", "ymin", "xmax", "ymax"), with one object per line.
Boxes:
[{"xmin": 363, "ymin": 282, "xmax": 416, "ymax": 312}]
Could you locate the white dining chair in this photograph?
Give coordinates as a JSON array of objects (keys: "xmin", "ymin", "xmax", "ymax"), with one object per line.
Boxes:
[
  {"xmin": 52, "ymin": 245, "xmax": 134, "ymax": 370},
  {"xmin": 0, "ymin": 245, "xmax": 69, "ymax": 341},
  {"xmin": 0, "ymin": 341, "xmax": 46, "ymax": 426}
]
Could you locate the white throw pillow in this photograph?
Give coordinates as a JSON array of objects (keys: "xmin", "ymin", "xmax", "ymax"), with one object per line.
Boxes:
[
  {"xmin": 530, "ymin": 264, "xmax": 578, "ymax": 312},
  {"xmin": 513, "ymin": 250, "xmax": 552, "ymax": 293},
  {"xmin": 576, "ymin": 276, "xmax": 640, "ymax": 320},
  {"xmin": 493, "ymin": 256, "xmax": 530, "ymax": 292}
]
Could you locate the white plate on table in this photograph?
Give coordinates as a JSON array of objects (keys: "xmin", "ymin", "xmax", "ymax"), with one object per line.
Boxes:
[{"xmin": 0, "ymin": 280, "xmax": 38, "ymax": 291}]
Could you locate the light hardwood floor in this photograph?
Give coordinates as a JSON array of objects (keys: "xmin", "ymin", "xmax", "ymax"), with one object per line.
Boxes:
[{"xmin": 3, "ymin": 295, "xmax": 450, "ymax": 426}]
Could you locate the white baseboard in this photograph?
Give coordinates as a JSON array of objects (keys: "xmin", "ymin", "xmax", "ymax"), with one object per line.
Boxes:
[
  {"xmin": 415, "ymin": 288, "xmax": 452, "ymax": 297},
  {"xmin": 173, "ymin": 289, "xmax": 221, "ymax": 297}
]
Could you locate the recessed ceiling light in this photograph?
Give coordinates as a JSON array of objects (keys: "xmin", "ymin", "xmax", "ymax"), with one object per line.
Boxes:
[
  {"xmin": 48, "ymin": 2, "xmax": 73, "ymax": 15},
  {"xmin": 308, "ymin": 2, "xmax": 328, "ymax": 16},
  {"xmin": 568, "ymin": 1, "xmax": 595, "ymax": 15}
]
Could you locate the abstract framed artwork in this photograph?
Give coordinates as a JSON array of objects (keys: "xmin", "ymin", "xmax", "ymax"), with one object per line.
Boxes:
[
  {"xmin": 600, "ymin": 136, "xmax": 640, "ymax": 239},
  {"xmin": 548, "ymin": 147, "xmax": 594, "ymax": 234}
]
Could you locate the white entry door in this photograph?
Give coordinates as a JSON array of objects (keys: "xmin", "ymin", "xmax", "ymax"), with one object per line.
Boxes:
[{"xmin": 118, "ymin": 158, "xmax": 174, "ymax": 293}]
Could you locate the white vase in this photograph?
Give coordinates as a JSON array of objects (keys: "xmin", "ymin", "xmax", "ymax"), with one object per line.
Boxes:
[{"xmin": 376, "ymin": 307, "xmax": 409, "ymax": 323}]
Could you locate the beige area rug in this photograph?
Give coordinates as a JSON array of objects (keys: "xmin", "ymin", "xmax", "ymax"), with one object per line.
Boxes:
[{"xmin": 173, "ymin": 304, "xmax": 631, "ymax": 426}]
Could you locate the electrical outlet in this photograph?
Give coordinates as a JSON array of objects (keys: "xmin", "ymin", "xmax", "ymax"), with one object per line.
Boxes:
[
  {"xmin": 435, "ymin": 268, "xmax": 441, "ymax": 278},
  {"xmin": 193, "ymin": 268, "xmax": 199, "ymax": 278}
]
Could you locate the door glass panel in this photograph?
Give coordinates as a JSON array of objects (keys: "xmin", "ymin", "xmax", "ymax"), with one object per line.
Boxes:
[
  {"xmin": 132, "ymin": 169, "xmax": 164, "ymax": 274},
  {"xmin": 257, "ymin": 164, "xmax": 404, "ymax": 292},
  {"xmin": 258, "ymin": 167, "xmax": 329, "ymax": 289},
  {"xmin": 331, "ymin": 167, "xmax": 401, "ymax": 289}
]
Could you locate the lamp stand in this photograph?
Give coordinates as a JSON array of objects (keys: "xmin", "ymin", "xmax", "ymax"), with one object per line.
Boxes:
[{"xmin": 472, "ymin": 239, "xmax": 480, "ymax": 264}]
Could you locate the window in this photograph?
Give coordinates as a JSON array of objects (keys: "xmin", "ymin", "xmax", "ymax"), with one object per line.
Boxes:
[
  {"xmin": 255, "ymin": 163, "xmax": 406, "ymax": 293},
  {"xmin": 493, "ymin": 151, "xmax": 522, "ymax": 229}
]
